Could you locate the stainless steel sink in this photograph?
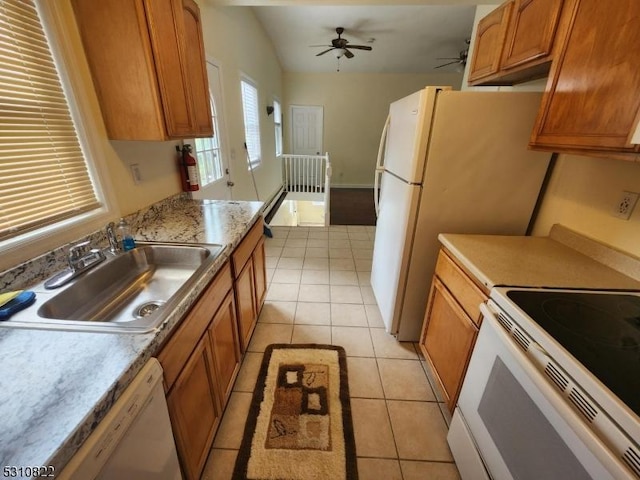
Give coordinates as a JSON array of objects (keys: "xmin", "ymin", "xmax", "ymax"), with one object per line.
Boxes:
[{"xmin": 2, "ymin": 242, "xmax": 225, "ymax": 333}]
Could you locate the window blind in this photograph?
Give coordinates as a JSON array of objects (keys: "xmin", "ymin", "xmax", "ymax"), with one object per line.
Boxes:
[
  {"xmin": 0, "ymin": 0, "xmax": 100, "ymax": 241},
  {"xmin": 240, "ymin": 79, "xmax": 261, "ymax": 167}
]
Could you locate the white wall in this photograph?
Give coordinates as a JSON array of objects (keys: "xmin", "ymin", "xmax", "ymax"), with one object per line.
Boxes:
[
  {"xmin": 197, "ymin": 4, "xmax": 284, "ymax": 203},
  {"xmin": 532, "ymin": 156, "xmax": 640, "ymax": 257},
  {"xmin": 283, "ymin": 71, "xmax": 464, "ymax": 187}
]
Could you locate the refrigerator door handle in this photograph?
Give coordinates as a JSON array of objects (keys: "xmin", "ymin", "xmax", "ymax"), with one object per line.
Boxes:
[
  {"xmin": 374, "ymin": 168, "xmax": 382, "ymax": 217},
  {"xmin": 374, "ymin": 114, "xmax": 390, "ymax": 218},
  {"xmin": 375, "ymin": 114, "xmax": 391, "ymax": 171}
]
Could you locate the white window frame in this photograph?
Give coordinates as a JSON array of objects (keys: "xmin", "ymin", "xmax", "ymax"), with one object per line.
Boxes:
[
  {"xmin": 240, "ymin": 75, "xmax": 261, "ymax": 170},
  {"xmin": 0, "ymin": 1, "xmax": 115, "ymax": 271},
  {"xmin": 194, "ymin": 91, "xmax": 224, "ymax": 187},
  {"xmin": 273, "ymin": 97, "xmax": 283, "ymax": 157}
]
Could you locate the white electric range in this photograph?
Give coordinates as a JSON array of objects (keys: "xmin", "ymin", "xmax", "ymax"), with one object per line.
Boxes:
[{"xmin": 448, "ymin": 287, "xmax": 640, "ymax": 480}]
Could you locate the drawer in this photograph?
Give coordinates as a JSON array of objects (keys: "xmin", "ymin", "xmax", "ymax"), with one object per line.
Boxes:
[
  {"xmin": 231, "ymin": 218, "xmax": 263, "ymax": 278},
  {"xmin": 158, "ymin": 262, "xmax": 233, "ymax": 391},
  {"xmin": 435, "ymin": 250, "xmax": 487, "ymax": 327}
]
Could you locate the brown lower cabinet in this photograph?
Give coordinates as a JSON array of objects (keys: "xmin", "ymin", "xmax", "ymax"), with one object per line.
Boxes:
[
  {"xmin": 158, "ymin": 262, "xmax": 241, "ymax": 480},
  {"xmin": 235, "ymin": 259, "xmax": 257, "ymax": 350},
  {"xmin": 166, "ymin": 338, "xmax": 220, "ymax": 480},
  {"xmin": 419, "ymin": 249, "xmax": 488, "ymax": 413},
  {"xmin": 232, "ymin": 220, "xmax": 267, "ymax": 351},
  {"xmin": 208, "ymin": 291, "xmax": 242, "ymax": 407},
  {"xmin": 157, "ymin": 220, "xmax": 266, "ymax": 480}
]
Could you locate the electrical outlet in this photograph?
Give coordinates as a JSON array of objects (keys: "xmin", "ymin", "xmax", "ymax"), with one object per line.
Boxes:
[{"xmin": 613, "ymin": 191, "xmax": 639, "ymax": 220}]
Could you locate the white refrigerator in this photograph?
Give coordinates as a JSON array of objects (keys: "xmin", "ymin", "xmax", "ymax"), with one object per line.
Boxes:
[{"xmin": 371, "ymin": 86, "xmax": 551, "ymax": 341}]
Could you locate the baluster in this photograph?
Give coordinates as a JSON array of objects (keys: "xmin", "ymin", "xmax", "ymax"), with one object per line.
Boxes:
[{"xmin": 285, "ymin": 156, "xmax": 288, "ymax": 191}]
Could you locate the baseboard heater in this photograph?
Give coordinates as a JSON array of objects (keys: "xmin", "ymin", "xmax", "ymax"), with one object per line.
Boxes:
[{"xmin": 263, "ymin": 185, "xmax": 285, "ymax": 222}]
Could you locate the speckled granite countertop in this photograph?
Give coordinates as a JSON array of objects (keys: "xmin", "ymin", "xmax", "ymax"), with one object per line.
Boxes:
[
  {"xmin": 0, "ymin": 196, "xmax": 263, "ymax": 477},
  {"xmin": 439, "ymin": 225, "xmax": 640, "ymax": 291}
]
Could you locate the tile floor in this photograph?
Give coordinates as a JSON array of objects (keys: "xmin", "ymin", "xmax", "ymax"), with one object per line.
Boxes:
[{"xmin": 201, "ymin": 225, "xmax": 460, "ymax": 480}]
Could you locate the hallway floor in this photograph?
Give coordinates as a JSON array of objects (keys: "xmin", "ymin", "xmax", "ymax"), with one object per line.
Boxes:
[{"xmin": 201, "ymin": 225, "xmax": 460, "ymax": 480}]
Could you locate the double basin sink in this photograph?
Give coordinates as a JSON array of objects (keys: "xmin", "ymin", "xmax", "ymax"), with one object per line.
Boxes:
[{"xmin": 3, "ymin": 242, "xmax": 225, "ymax": 334}]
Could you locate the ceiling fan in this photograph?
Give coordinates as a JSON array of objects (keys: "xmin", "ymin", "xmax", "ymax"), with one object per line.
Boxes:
[
  {"xmin": 435, "ymin": 39, "xmax": 470, "ymax": 69},
  {"xmin": 312, "ymin": 27, "xmax": 373, "ymax": 59}
]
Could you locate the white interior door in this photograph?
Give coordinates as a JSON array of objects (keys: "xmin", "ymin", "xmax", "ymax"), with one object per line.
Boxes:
[
  {"xmin": 290, "ymin": 105, "xmax": 323, "ymax": 155},
  {"xmin": 192, "ymin": 60, "xmax": 231, "ymax": 200}
]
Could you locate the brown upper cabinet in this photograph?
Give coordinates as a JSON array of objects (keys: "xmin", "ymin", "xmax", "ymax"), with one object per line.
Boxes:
[
  {"xmin": 469, "ymin": 0, "xmax": 565, "ymax": 86},
  {"xmin": 468, "ymin": 2, "xmax": 513, "ymax": 83},
  {"xmin": 529, "ymin": 0, "xmax": 640, "ymax": 159},
  {"xmin": 72, "ymin": 0, "xmax": 213, "ymax": 140}
]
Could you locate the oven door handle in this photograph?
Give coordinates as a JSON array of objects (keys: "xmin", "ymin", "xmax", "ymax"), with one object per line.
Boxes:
[{"xmin": 480, "ymin": 303, "xmax": 637, "ymax": 480}]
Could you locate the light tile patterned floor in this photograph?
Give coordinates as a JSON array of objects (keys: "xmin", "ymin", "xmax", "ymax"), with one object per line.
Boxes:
[{"xmin": 201, "ymin": 225, "xmax": 460, "ymax": 480}]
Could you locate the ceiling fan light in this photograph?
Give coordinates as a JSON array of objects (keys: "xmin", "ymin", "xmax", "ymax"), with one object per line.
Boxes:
[{"xmin": 333, "ymin": 48, "xmax": 347, "ymax": 59}]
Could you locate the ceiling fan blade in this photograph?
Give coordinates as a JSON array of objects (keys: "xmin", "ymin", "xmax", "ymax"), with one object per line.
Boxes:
[
  {"xmin": 345, "ymin": 45, "xmax": 372, "ymax": 51},
  {"xmin": 309, "ymin": 44, "xmax": 332, "ymax": 48},
  {"xmin": 435, "ymin": 60, "xmax": 461, "ymax": 69},
  {"xmin": 344, "ymin": 49, "xmax": 354, "ymax": 59},
  {"xmin": 316, "ymin": 48, "xmax": 335, "ymax": 57}
]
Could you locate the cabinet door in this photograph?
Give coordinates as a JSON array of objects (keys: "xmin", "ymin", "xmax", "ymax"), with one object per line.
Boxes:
[
  {"xmin": 235, "ymin": 260, "xmax": 257, "ymax": 352},
  {"xmin": 501, "ymin": 0, "xmax": 564, "ymax": 70},
  {"xmin": 421, "ymin": 277, "xmax": 478, "ymax": 413},
  {"xmin": 208, "ymin": 292, "xmax": 241, "ymax": 407},
  {"xmin": 468, "ymin": 2, "xmax": 513, "ymax": 82},
  {"xmin": 177, "ymin": 0, "xmax": 213, "ymax": 136},
  {"xmin": 73, "ymin": 0, "xmax": 211, "ymax": 140},
  {"xmin": 158, "ymin": 262, "xmax": 233, "ymax": 392},
  {"xmin": 253, "ymin": 237, "xmax": 267, "ymax": 312},
  {"xmin": 167, "ymin": 338, "xmax": 220, "ymax": 480},
  {"xmin": 143, "ymin": 0, "xmax": 194, "ymax": 137},
  {"xmin": 530, "ymin": 0, "xmax": 640, "ymax": 156},
  {"xmin": 72, "ymin": 0, "xmax": 167, "ymax": 140}
]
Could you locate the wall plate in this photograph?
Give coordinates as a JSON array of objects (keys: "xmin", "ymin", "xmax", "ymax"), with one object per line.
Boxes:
[{"xmin": 613, "ymin": 191, "xmax": 639, "ymax": 220}]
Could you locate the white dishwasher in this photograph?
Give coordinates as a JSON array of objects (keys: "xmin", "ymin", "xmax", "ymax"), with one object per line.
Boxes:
[{"xmin": 59, "ymin": 358, "xmax": 182, "ymax": 480}]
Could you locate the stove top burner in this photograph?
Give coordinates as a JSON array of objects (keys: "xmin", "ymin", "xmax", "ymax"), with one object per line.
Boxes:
[
  {"xmin": 506, "ymin": 290, "xmax": 640, "ymax": 417},
  {"xmin": 542, "ymin": 298, "xmax": 640, "ymax": 349}
]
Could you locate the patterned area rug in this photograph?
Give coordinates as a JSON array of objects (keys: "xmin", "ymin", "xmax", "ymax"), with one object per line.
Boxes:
[{"xmin": 232, "ymin": 344, "xmax": 358, "ymax": 479}]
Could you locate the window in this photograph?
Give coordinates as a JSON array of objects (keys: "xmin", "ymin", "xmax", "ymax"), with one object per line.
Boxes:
[
  {"xmin": 0, "ymin": 0, "xmax": 101, "ymax": 242},
  {"xmin": 273, "ymin": 98, "xmax": 282, "ymax": 157},
  {"xmin": 240, "ymin": 77, "xmax": 261, "ymax": 169},
  {"xmin": 194, "ymin": 93, "xmax": 223, "ymax": 187}
]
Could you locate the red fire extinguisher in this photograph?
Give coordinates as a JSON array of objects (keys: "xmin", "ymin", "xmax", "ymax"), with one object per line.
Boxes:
[{"xmin": 177, "ymin": 144, "xmax": 199, "ymax": 192}]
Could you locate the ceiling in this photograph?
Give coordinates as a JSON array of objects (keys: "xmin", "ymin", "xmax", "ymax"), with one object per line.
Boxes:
[{"xmin": 206, "ymin": 1, "xmax": 487, "ymax": 73}]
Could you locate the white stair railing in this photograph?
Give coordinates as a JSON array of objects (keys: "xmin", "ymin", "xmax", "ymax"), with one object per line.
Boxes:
[
  {"xmin": 282, "ymin": 153, "xmax": 330, "ymax": 194},
  {"xmin": 281, "ymin": 153, "xmax": 331, "ymax": 226}
]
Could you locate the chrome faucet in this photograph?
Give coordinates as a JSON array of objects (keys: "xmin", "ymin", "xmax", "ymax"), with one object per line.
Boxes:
[
  {"xmin": 106, "ymin": 222, "xmax": 120, "ymax": 254},
  {"xmin": 68, "ymin": 240, "xmax": 91, "ymax": 269},
  {"xmin": 44, "ymin": 240, "xmax": 106, "ymax": 289}
]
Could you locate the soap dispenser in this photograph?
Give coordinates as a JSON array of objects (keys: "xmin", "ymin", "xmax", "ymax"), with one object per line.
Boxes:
[{"xmin": 117, "ymin": 218, "xmax": 136, "ymax": 251}]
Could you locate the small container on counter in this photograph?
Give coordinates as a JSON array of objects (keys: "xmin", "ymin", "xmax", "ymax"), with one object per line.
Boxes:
[{"xmin": 117, "ymin": 218, "xmax": 136, "ymax": 251}]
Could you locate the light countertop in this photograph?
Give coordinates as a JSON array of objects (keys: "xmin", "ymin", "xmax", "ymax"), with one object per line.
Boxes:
[
  {"xmin": 439, "ymin": 228, "xmax": 640, "ymax": 291},
  {"xmin": 0, "ymin": 196, "xmax": 263, "ymax": 475}
]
